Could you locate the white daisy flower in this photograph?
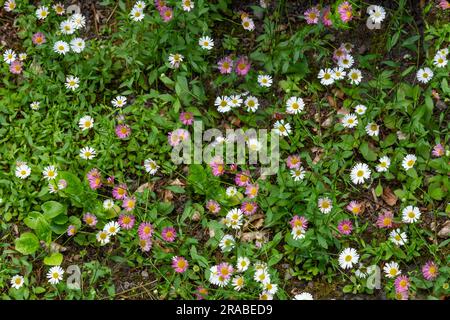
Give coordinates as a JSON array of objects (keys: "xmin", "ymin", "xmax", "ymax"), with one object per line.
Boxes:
[
  {"xmin": 96, "ymin": 230, "xmax": 110, "ymax": 245},
  {"xmin": 53, "ymin": 3, "xmax": 65, "ymax": 15},
  {"xmin": 318, "ymin": 197, "xmax": 332, "ymax": 214},
  {"xmin": 47, "ymin": 266, "xmax": 64, "ymax": 285},
  {"xmin": 36, "ymin": 6, "xmax": 50, "ymax": 20},
  {"xmin": 70, "ymin": 13, "xmax": 86, "ymax": 29},
  {"xmin": 30, "ymin": 101, "xmax": 40, "ymax": 110},
  {"xmin": 4, "ymin": 0, "xmax": 16, "ymax": 12},
  {"xmin": 247, "ymin": 138, "xmax": 261, "ymax": 152},
  {"xmin": 79, "ymin": 147, "xmax": 96, "ymax": 160},
  {"xmin": 130, "ymin": 7, "xmax": 144, "ymax": 21},
  {"xmin": 369, "ymin": 5, "xmax": 386, "ymax": 23},
  {"xmin": 236, "ymin": 257, "xmax": 250, "ymax": 272},
  {"xmin": 318, "ymin": 68, "xmax": 334, "ymax": 86},
  {"xmin": 338, "ymin": 55, "xmax": 354, "ymax": 69},
  {"xmin": 79, "ymin": 115, "xmax": 94, "ymax": 131},
  {"xmin": 383, "ymin": 261, "xmax": 401, "ymax": 278},
  {"xmin": 70, "ymin": 38, "xmax": 86, "ymax": 53},
  {"xmin": 290, "ymin": 167, "xmax": 305, "ymax": 181},
  {"xmin": 354, "ymin": 104, "xmax": 367, "ymax": 115},
  {"xmin": 273, "ymin": 120, "xmax": 291, "ymax": 136},
  {"xmin": 60, "ymin": 20, "xmax": 76, "ymax": 35},
  {"xmin": 376, "ymin": 156, "xmax": 390, "ymax": 172},
  {"xmin": 338, "ymin": 247, "xmax": 359, "ymax": 269},
  {"xmin": 181, "ymin": 0, "xmax": 195, "ymax": 12},
  {"xmin": 259, "ymin": 292, "xmax": 273, "ymax": 300},
  {"xmin": 134, "ymin": 1, "xmax": 146, "ymax": 9},
  {"xmin": 15, "ymin": 164, "xmax": 31, "ymax": 179},
  {"xmin": 3, "ymin": 49, "xmax": 16, "ymax": 64},
  {"xmin": 291, "ymin": 226, "xmax": 306, "ymax": 240},
  {"xmin": 242, "ymin": 17, "xmax": 255, "ymax": 31},
  {"xmin": 215, "ymin": 96, "xmax": 231, "ymax": 113},
  {"xmin": 433, "ymin": 54, "xmax": 447, "ymax": 68},
  {"xmin": 104, "ymin": 221, "xmax": 121, "ymax": 235},
  {"xmin": 263, "ymin": 282, "xmax": 278, "ymax": 295},
  {"xmin": 65, "ymin": 75, "xmax": 79, "ymax": 91},
  {"xmin": 103, "ymin": 199, "xmax": 115, "ymax": 210},
  {"xmin": 402, "ymin": 154, "xmax": 417, "ymax": 170},
  {"xmin": 168, "ymin": 53, "xmax": 184, "ymax": 68},
  {"xmin": 226, "ymin": 186, "xmax": 238, "ymax": 197},
  {"xmin": 332, "ymin": 67, "xmax": 347, "ymax": 80},
  {"xmin": 42, "ymin": 165, "xmax": 58, "ymax": 181},
  {"xmin": 10, "ymin": 275, "xmax": 24, "ymax": 289},
  {"xmin": 365, "ymin": 122, "xmax": 380, "ymax": 136},
  {"xmin": 257, "ymin": 75, "xmax": 273, "ymax": 87},
  {"xmin": 19, "ymin": 53, "xmax": 27, "ymax": 61},
  {"xmin": 437, "ymin": 48, "xmax": 449, "ymax": 57},
  {"xmin": 293, "ymin": 292, "xmax": 313, "ymax": 300},
  {"xmin": 342, "ymin": 113, "xmax": 358, "ymax": 128},
  {"xmin": 350, "ymin": 163, "xmax": 371, "ymax": 185},
  {"xmin": 53, "ymin": 41, "xmax": 70, "ymax": 55},
  {"xmin": 286, "ymin": 96, "xmax": 305, "ymax": 114},
  {"xmin": 402, "ymin": 205, "xmax": 421, "ymax": 223},
  {"xmin": 389, "ymin": 228, "xmax": 408, "ymax": 246},
  {"xmin": 254, "ymin": 269, "xmax": 271, "ymax": 284},
  {"xmin": 228, "ymin": 95, "xmax": 243, "ymax": 108},
  {"xmin": 416, "ymin": 67, "xmax": 433, "ymax": 84},
  {"xmin": 226, "ymin": 208, "xmax": 243, "ymax": 229},
  {"xmin": 219, "ymin": 234, "xmax": 235, "ymax": 252},
  {"xmin": 348, "ymin": 68, "xmax": 363, "ymax": 85},
  {"xmin": 232, "ymin": 276, "xmax": 245, "ymax": 291},
  {"xmin": 111, "ymin": 95, "xmax": 127, "ymax": 108},
  {"xmin": 199, "ymin": 36, "xmax": 214, "ymax": 50},
  {"xmin": 144, "ymin": 158, "xmax": 159, "ymax": 175},
  {"xmin": 244, "ymin": 96, "xmax": 259, "ymax": 112}
]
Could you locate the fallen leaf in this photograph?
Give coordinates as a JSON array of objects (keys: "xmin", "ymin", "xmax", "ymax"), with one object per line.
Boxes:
[
  {"xmin": 136, "ymin": 182, "xmax": 154, "ymax": 193},
  {"xmin": 326, "ymin": 96, "xmax": 336, "ymax": 109},
  {"xmin": 382, "ymin": 187, "xmax": 398, "ymax": 206},
  {"xmin": 241, "ymin": 231, "xmax": 268, "ymax": 242},
  {"xmin": 438, "ymin": 220, "xmax": 450, "ymax": 238}
]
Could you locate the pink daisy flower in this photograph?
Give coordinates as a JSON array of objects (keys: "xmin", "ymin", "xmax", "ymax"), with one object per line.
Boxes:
[
  {"xmin": 290, "ymin": 215, "xmax": 308, "ymax": 230},
  {"xmin": 241, "ymin": 201, "xmax": 258, "ymax": 215},
  {"xmin": 432, "ymin": 144, "xmax": 445, "ymax": 157},
  {"xmin": 115, "ymin": 124, "xmax": 131, "ymax": 139},
  {"xmin": 229, "ymin": 164, "xmax": 238, "ymax": 172},
  {"xmin": 235, "ymin": 171, "xmax": 251, "ymax": 186},
  {"xmin": 346, "ymin": 201, "xmax": 362, "ymax": 215},
  {"xmin": 83, "ymin": 213, "xmax": 97, "ymax": 227},
  {"xmin": 338, "ymin": 220, "xmax": 353, "ymax": 235},
  {"xmin": 395, "ymin": 291, "xmax": 409, "ymax": 300},
  {"xmin": 245, "ymin": 183, "xmax": 259, "ymax": 199},
  {"xmin": 376, "ymin": 211, "xmax": 394, "ymax": 229},
  {"xmin": 235, "ymin": 56, "xmax": 251, "ymax": 76},
  {"xmin": 122, "ymin": 196, "xmax": 136, "ymax": 211},
  {"xmin": 304, "ymin": 7, "xmax": 320, "ymax": 24},
  {"xmin": 67, "ymin": 225, "xmax": 77, "ymax": 236},
  {"xmin": 32, "ymin": 32, "xmax": 46, "ymax": 45},
  {"xmin": 112, "ymin": 183, "xmax": 128, "ymax": 200},
  {"xmin": 138, "ymin": 222, "xmax": 154, "ymax": 240},
  {"xmin": 217, "ymin": 262, "xmax": 234, "ymax": 280},
  {"xmin": 439, "ymin": 0, "xmax": 450, "ymax": 9},
  {"xmin": 333, "ymin": 47, "xmax": 348, "ymax": 61},
  {"xmin": 394, "ymin": 275, "xmax": 410, "ymax": 293},
  {"xmin": 322, "ymin": 7, "xmax": 333, "ymax": 26},
  {"xmin": 211, "ymin": 162, "xmax": 225, "ymax": 176},
  {"xmin": 180, "ymin": 112, "xmax": 194, "ymax": 125},
  {"xmin": 118, "ymin": 214, "xmax": 135, "ymax": 230},
  {"xmin": 106, "ymin": 176, "xmax": 115, "ymax": 185},
  {"xmin": 206, "ymin": 200, "xmax": 221, "ymax": 214},
  {"xmin": 195, "ymin": 287, "xmax": 208, "ymax": 300},
  {"xmin": 422, "ymin": 261, "xmax": 439, "ymax": 281},
  {"xmin": 162, "ymin": 226, "xmax": 177, "ymax": 242},
  {"xmin": 172, "ymin": 256, "xmax": 189, "ymax": 273},
  {"xmin": 9, "ymin": 61, "xmax": 23, "ymax": 74},
  {"xmin": 218, "ymin": 56, "xmax": 233, "ymax": 74},
  {"xmin": 338, "ymin": 1, "xmax": 353, "ymax": 22},
  {"xmin": 286, "ymin": 154, "xmax": 301, "ymax": 169},
  {"xmin": 159, "ymin": 6, "xmax": 173, "ymax": 22},
  {"xmin": 139, "ymin": 238, "xmax": 152, "ymax": 252}
]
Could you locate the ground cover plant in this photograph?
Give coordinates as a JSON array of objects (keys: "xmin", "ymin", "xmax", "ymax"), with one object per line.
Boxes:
[{"xmin": 0, "ymin": 0, "xmax": 449, "ymax": 300}]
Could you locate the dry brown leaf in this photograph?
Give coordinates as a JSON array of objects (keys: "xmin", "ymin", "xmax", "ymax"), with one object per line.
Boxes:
[
  {"xmin": 337, "ymin": 108, "xmax": 349, "ymax": 115},
  {"xmin": 381, "ymin": 187, "xmax": 398, "ymax": 206},
  {"xmin": 170, "ymin": 178, "xmax": 185, "ymax": 186},
  {"xmin": 243, "ymin": 214, "xmax": 265, "ymax": 230},
  {"xmin": 311, "ymin": 147, "xmax": 324, "ymax": 164},
  {"xmin": 135, "ymin": 182, "xmax": 154, "ymax": 193},
  {"xmin": 321, "ymin": 115, "xmax": 333, "ymax": 128},
  {"xmin": 326, "ymin": 95, "xmax": 336, "ymax": 109},
  {"xmin": 241, "ymin": 231, "xmax": 268, "ymax": 242},
  {"xmin": 438, "ymin": 220, "xmax": 450, "ymax": 238},
  {"xmin": 162, "ymin": 190, "xmax": 173, "ymax": 202}
]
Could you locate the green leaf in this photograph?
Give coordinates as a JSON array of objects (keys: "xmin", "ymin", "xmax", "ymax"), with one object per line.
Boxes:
[
  {"xmin": 44, "ymin": 253, "xmax": 63, "ymax": 266},
  {"xmin": 42, "ymin": 201, "xmax": 66, "ymax": 220},
  {"xmin": 15, "ymin": 232, "xmax": 40, "ymax": 255},
  {"xmin": 359, "ymin": 142, "xmax": 377, "ymax": 161},
  {"xmin": 375, "ymin": 183, "xmax": 383, "ymax": 197}
]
